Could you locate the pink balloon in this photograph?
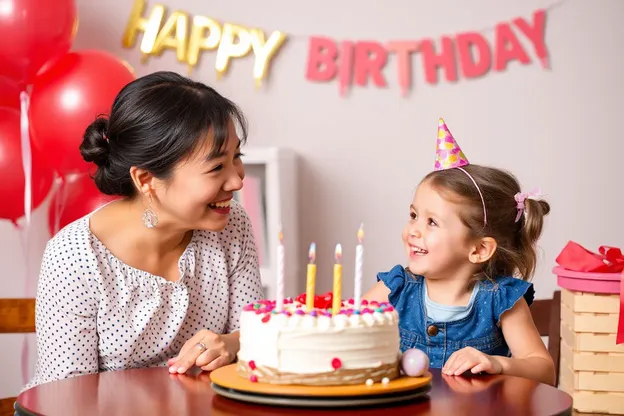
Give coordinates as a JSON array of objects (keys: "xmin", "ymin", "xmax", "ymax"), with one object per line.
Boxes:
[{"xmin": 401, "ymin": 348, "xmax": 430, "ymax": 377}]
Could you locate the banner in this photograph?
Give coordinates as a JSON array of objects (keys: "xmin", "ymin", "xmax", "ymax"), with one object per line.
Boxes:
[{"xmin": 122, "ymin": 1, "xmax": 566, "ymax": 96}]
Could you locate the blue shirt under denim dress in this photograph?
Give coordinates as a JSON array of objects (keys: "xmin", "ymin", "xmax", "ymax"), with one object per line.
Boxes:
[{"xmin": 377, "ymin": 265, "xmax": 535, "ymax": 369}]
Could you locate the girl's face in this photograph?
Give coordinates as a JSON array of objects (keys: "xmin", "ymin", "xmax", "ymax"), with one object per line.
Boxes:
[
  {"xmin": 402, "ymin": 180, "xmax": 476, "ymax": 280},
  {"xmin": 150, "ymin": 120, "xmax": 245, "ymax": 232}
]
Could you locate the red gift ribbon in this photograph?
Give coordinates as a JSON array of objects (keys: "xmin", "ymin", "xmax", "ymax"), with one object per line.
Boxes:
[
  {"xmin": 555, "ymin": 241, "xmax": 624, "ymax": 273},
  {"xmin": 556, "ymin": 241, "xmax": 624, "ymax": 344}
]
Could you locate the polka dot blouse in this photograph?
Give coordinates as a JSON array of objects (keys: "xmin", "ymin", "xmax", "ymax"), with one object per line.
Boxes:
[{"xmin": 23, "ymin": 200, "xmax": 264, "ymax": 391}]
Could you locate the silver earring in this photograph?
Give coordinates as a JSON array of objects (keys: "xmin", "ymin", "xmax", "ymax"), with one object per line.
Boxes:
[{"xmin": 142, "ymin": 194, "xmax": 158, "ymax": 228}]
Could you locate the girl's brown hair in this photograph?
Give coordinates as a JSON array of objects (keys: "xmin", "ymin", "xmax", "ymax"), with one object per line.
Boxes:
[{"xmin": 422, "ymin": 164, "xmax": 550, "ymax": 281}]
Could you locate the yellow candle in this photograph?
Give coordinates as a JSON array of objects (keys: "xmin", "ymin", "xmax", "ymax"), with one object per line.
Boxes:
[
  {"xmin": 306, "ymin": 243, "xmax": 317, "ymax": 310},
  {"xmin": 332, "ymin": 243, "xmax": 343, "ymax": 315}
]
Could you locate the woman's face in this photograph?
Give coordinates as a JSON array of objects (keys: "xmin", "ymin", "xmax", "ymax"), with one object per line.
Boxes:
[{"xmin": 151, "ymin": 120, "xmax": 245, "ymax": 232}]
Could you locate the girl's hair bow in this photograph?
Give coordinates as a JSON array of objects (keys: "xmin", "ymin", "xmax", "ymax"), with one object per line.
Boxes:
[{"xmin": 514, "ymin": 188, "xmax": 543, "ymax": 223}]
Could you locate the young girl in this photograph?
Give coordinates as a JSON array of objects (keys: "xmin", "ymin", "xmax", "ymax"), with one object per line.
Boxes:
[{"xmin": 364, "ymin": 118, "xmax": 555, "ymax": 386}]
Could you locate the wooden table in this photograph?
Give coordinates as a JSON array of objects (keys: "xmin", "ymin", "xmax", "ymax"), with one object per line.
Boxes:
[{"xmin": 16, "ymin": 367, "xmax": 573, "ymax": 416}]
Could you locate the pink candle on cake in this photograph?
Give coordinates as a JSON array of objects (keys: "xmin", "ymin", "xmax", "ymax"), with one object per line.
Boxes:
[
  {"xmin": 276, "ymin": 229, "xmax": 285, "ymax": 310},
  {"xmin": 354, "ymin": 223, "xmax": 364, "ymax": 309}
]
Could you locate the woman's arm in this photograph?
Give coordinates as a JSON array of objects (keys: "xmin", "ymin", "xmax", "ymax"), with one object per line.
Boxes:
[
  {"xmin": 23, "ymin": 240, "xmax": 99, "ymax": 391},
  {"xmin": 168, "ymin": 204, "xmax": 263, "ymax": 374},
  {"xmin": 494, "ymin": 297, "xmax": 556, "ymax": 385}
]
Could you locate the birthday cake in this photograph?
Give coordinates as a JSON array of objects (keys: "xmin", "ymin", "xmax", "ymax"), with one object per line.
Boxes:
[{"xmin": 236, "ymin": 294, "xmax": 401, "ymax": 386}]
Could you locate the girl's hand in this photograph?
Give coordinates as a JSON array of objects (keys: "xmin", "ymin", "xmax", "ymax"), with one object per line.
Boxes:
[
  {"xmin": 168, "ymin": 330, "xmax": 239, "ymax": 374},
  {"xmin": 442, "ymin": 347, "xmax": 502, "ymax": 376},
  {"xmin": 442, "ymin": 372, "xmax": 499, "ymax": 394}
]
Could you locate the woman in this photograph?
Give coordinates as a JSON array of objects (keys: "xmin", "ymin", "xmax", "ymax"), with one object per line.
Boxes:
[{"xmin": 23, "ymin": 71, "xmax": 264, "ymax": 390}]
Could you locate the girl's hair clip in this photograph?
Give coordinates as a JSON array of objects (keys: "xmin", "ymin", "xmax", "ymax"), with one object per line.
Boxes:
[{"xmin": 514, "ymin": 188, "xmax": 543, "ymax": 222}]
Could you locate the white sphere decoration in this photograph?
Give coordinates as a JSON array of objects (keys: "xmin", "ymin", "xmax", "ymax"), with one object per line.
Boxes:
[{"xmin": 400, "ymin": 348, "xmax": 430, "ymax": 377}]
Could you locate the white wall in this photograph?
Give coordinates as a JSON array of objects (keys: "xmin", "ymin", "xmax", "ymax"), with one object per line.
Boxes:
[{"xmin": 2, "ymin": 0, "xmax": 622, "ymax": 398}]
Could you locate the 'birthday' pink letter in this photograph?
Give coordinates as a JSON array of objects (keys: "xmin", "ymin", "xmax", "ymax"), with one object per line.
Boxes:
[
  {"xmin": 306, "ymin": 37, "xmax": 339, "ymax": 82},
  {"xmin": 420, "ymin": 37, "xmax": 458, "ymax": 84},
  {"xmin": 513, "ymin": 9, "xmax": 549, "ymax": 69},
  {"xmin": 456, "ymin": 32, "xmax": 491, "ymax": 79},
  {"xmin": 386, "ymin": 41, "xmax": 419, "ymax": 96},
  {"xmin": 494, "ymin": 23, "xmax": 530, "ymax": 71},
  {"xmin": 353, "ymin": 41, "xmax": 388, "ymax": 88}
]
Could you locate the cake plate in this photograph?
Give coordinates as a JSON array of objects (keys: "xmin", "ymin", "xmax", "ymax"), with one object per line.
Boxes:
[{"xmin": 210, "ymin": 364, "xmax": 432, "ymax": 408}]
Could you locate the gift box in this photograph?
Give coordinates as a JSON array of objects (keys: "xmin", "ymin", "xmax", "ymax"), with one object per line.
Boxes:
[{"xmin": 554, "ymin": 241, "xmax": 624, "ymax": 415}]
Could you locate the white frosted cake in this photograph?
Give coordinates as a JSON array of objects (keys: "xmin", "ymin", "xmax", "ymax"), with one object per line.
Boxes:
[{"xmin": 236, "ymin": 296, "xmax": 400, "ymax": 386}]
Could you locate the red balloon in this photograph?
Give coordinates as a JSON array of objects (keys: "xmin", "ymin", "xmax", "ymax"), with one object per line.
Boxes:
[
  {"xmin": 29, "ymin": 50, "xmax": 136, "ymax": 177},
  {"xmin": 0, "ymin": 107, "xmax": 55, "ymax": 223},
  {"xmin": 0, "ymin": 76, "xmax": 21, "ymax": 109},
  {"xmin": 48, "ymin": 174, "xmax": 118, "ymax": 236},
  {"xmin": 0, "ymin": 0, "xmax": 77, "ymax": 85}
]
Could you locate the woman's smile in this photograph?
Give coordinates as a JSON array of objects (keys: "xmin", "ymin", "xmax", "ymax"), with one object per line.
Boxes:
[{"xmin": 208, "ymin": 198, "xmax": 232, "ymax": 215}]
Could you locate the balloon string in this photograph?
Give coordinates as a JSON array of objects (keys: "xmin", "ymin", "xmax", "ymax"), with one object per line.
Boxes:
[
  {"xmin": 17, "ymin": 228, "xmax": 30, "ymax": 386},
  {"xmin": 19, "ymin": 91, "xmax": 33, "ymax": 385},
  {"xmin": 53, "ymin": 172, "xmax": 90, "ymax": 236},
  {"xmin": 20, "ymin": 92, "xmax": 31, "ymax": 228},
  {"xmin": 53, "ymin": 176, "xmax": 68, "ymax": 236}
]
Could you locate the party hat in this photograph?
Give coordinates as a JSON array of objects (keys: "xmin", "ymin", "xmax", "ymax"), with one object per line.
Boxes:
[{"xmin": 434, "ymin": 118, "xmax": 469, "ymax": 170}]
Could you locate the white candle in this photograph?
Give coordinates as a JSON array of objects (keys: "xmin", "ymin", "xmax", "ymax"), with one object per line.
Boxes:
[
  {"xmin": 354, "ymin": 223, "xmax": 364, "ymax": 309},
  {"xmin": 276, "ymin": 230, "xmax": 285, "ymax": 310}
]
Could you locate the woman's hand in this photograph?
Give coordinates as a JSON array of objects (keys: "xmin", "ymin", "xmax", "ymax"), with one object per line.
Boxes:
[
  {"xmin": 442, "ymin": 347, "xmax": 502, "ymax": 376},
  {"xmin": 168, "ymin": 330, "xmax": 239, "ymax": 374}
]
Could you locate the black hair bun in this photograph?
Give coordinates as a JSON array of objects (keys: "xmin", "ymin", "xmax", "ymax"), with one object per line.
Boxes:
[{"xmin": 80, "ymin": 117, "xmax": 110, "ymax": 167}]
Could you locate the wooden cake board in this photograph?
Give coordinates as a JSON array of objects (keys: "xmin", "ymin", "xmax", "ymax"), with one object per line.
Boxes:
[{"xmin": 210, "ymin": 364, "xmax": 432, "ymax": 408}]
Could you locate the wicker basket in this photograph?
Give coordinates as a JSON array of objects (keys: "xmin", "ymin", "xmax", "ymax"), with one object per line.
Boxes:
[{"xmin": 555, "ymin": 267, "xmax": 624, "ymax": 415}]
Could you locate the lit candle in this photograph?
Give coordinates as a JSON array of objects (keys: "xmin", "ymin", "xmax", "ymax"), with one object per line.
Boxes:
[
  {"xmin": 354, "ymin": 224, "xmax": 364, "ymax": 309},
  {"xmin": 276, "ymin": 229, "xmax": 285, "ymax": 311},
  {"xmin": 332, "ymin": 243, "xmax": 343, "ymax": 315},
  {"xmin": 306, "ymin": 243, "xmax": 317, "ymax": 311}
]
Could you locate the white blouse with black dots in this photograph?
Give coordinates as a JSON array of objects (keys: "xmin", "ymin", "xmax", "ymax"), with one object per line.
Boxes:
[{"xmin": 23, "ymin": 200, "xmax": 264, "ymax": 391}]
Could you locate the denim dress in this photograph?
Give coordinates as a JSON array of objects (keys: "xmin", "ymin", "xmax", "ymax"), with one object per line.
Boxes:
[{"xmin": 377, "ymin": 265, "xmax": 535, "ymax": 369}]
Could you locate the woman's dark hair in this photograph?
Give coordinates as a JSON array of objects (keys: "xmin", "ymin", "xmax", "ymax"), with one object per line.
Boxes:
[
  {"xmin": 422, "ymin": 164, "xmax": 551, "ymax": 281},
  {"xmin": 79, "ymin": 71, "xmax": 248, "ymax": 197}
]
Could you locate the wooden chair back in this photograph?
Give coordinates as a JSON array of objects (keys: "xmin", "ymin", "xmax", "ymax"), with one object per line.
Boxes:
[
  {"xmin": 529, "ymin": 290, "xmax": 561, "ymax": 386},
  {"xmin": 0, "ymin": 298, "xmax": 36, "ymax": 416}
]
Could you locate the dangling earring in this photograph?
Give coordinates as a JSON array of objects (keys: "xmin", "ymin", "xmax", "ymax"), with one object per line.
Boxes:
[{"xmin": 142, "ymin": 194, "xmax": 158, "ymax": 228}]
